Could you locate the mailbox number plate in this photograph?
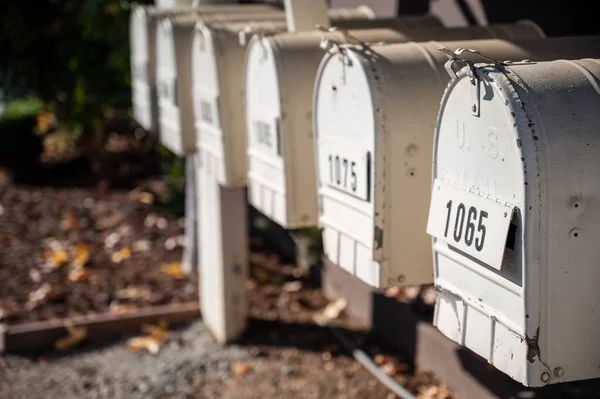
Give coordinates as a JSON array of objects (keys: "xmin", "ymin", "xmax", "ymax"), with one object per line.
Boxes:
[
  {"xmin": 320, "ymin": 139, "xmax": 370, "ymax": 201},
  {"xmin": 195, "ymin": 92, "xmax": 220, "ymax": 128},
  {"xmin": 426, "ymin": 179, "xmax": 514, "ymax": 270},
  {"xmin": 252, "ymin": 118, "xmax": 281, "ymax": 156}
]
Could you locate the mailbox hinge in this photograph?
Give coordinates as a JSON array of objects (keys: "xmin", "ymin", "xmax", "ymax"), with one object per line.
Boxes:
[{"xmin": 438, "ymin": 47, "xmax": 506, "ymax": 117}]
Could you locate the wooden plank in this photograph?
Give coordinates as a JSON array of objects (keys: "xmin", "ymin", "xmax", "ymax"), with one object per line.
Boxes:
[
  {"xmin": 198, "ymin": 156, "xmax": 248, "ymax": 343},
  {"xmin": 0, "ymin": 302, "xmax": 200, "ymax": 353},
  {"xmin": 181, "ymin": 154, "xmax": 198, "ymax": 274},
  {"xmin": 283, "ymin": 0, "xmax": 330, "ymax": 32}
]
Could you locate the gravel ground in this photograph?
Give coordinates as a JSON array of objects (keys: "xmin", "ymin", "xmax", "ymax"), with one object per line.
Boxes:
[{"xmin": 0, "ymin": 318, "xmax": 451, "ymax": 399}]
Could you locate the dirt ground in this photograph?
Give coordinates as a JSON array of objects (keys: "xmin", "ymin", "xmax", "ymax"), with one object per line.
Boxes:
[{"xmin": 0, "ymin": 176, "xmax": 453, "ymax": 399}]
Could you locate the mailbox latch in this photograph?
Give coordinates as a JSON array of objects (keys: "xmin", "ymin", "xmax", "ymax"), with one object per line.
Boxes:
[{"xmin": 438, "ymin": 47, "xmax": 506, "ymax": 117}]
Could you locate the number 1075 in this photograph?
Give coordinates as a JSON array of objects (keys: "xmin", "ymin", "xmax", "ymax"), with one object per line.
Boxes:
[{"xmin": 328, "ymin": 154, "xmax": 357, "ymax": 192}]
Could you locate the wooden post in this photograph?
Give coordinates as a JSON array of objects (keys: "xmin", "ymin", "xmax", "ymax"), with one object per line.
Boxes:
[
  {"xmin": 283, "ymin": 0, "xmax": 330, "ymax": 32},
  {"xmin": 181, "ymin": 154, "xmax": 198, "ymax": 275},
  {"xmin": 197, "ymin": 154, "xmax": 248, "ymax": 343}
]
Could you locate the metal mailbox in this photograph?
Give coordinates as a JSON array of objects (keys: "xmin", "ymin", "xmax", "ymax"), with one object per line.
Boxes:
[
  {"xmin": 192, "ymin": 20, "xmax": 288, "ymax": 188},
  {"xmin": 129, "ymin": 3, "xmax": 279, "ymax": 134},
  {"xmin": 155, "ymin": 10, "xmax": 286, "ymax": 156},
  {"xmin": 244, "ymin": 17, "xmax": 450, "ymax": 230},
  {"xmin": 428, "ymin": 58, "xmax": 600, "ymax": 387},
  {"xmin": 192, "ymin": 8, "xmax": 393, "ymax": 187},
  {"xmin": 155, "ymin": 0, "xmax": 198, "ymax": 9},
  {"xmin": 314, "ymin": 35, "xmax": 600, "ymax": 288}
]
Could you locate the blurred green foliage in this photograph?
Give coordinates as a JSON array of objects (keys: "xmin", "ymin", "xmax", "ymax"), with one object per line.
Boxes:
[{"xmin": 1, "ymin": 0, "xmax": 153, "ymax": 131}]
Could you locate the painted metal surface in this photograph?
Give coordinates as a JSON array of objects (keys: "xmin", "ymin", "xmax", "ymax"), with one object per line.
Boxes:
[
  {"xmin": 155, "ymin": 9, "xmax": 286, "ymax": 156},
  {"xmin": 129, "ymin": 3, "xmax": 280, "ymax": 134},
  {"xmin": 430, "ymin": 58, "xmax": 600, "ymax": 387},
  {"xmin": 314, "ymin": 35, "xmax": 600, "ymax": 288},
  {"xmin": 193, "ymin": 20, "xmax": 288, "ymax": 188},
  {"xmin": 192, "ymin": 10, "xmax": 402, "ymax": 187},
  {"xmin": 244, "ymin": 18, "xmax": 447, "ymax": 230},
  {"xmin": 197, "ymin": 152, "xmax": 248, "ymax": 344}
]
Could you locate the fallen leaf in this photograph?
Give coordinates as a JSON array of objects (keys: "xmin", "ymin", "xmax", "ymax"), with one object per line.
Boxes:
[
  {"xmin": 160, "ymin": 262, "xmax": 186, "ymax": 279},
  {"xmin": 156, "ymin": 217, "xmax": 168, "ymax": 230},
  {"xmin": 95, "ymin": 212, "xmax": 124, "ymax": 230},
  {"xmin": 144, "ymin": 214, "xmax": 157, "ymax": 228},
  {"xmin": 68, "ymin": 267, "xmax": 93, "ymax": 283},
  {"xmin": 120, "ymin": 247, "xmax": 131, "ymax": 260},
  {"xmin": 36, "ymin": 111, "xmax": 57, "ymax": 135},
  {"xmin": 127, "ymin": 336, "xmax": 161, "ymax": 355},
  {"xmin": 61, "ymin": 213, "xmax": 79, "ymax": 231},
  {"xmin": 73, "ymin": 242, "xmax": 90, "ymax": 267},
  {"xmin": 132, "ymin": 240, "xmax": 152, "ymax": 252},
  {"xmin": 127, "ymin": 319, "xmax": 169, "ymax": 355},
  {"xmin": 109, "ymin": 302, "xmax": 135, "ymax": 315},
  {"xmin": 421, "ymin": 285, "xmax": 437, "ymax": 306},
  {"xmin": 418, "ymin": 384, "xmax": 452, "ymax": 399},
  {"xmin": 29, "ymin": 268, "xmax": 42, "ymax": 283},
  {"xmin": 164, "ymin": 237, "xmax": 178, "ymax": 251},
  {"xmin": 233, "ymin": 362, "xmax": 252, "ymax": 376},
  {"xmin": 55, "ymin": 321, "xmax": 87, "ymax": 350},
  {"xmin": 313, "ymin": 298, "xmax": 347, "ymax": 326},
  {"xmin": 26, "ymin": 283, "xmax": 62, "ymax": 310},
  {"xmin": 138, "ymin": 192, "xmax": 154, "ymax": 205},
  {"xmin": 117, "ymin": 286, "xmax": 151, "ymax": 300},
  {"xmin": 377, "ymin": 355, "xmax": 409, "ymax": 377},
  {"xmin": 46, "ymin": 250, "xmax": 68, "ymax": 269},
  {"xmin": 282, "ymin": 281, "xmax": 303, "ymax": 293},
  {"xmin": 104, "ymin": 232, "xmax": 121, "ymax": 249}
]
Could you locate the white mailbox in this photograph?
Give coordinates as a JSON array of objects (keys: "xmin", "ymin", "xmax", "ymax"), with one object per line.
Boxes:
[
  {"xmin": 130, "ymin": 3, "xmax": 280, "ymax": 134},
  {"xmin": 155, "ymin": 0, "xmax": 198, "ymax": 9},
  {"xmin": 156, "ymin": 9, "xmax": 286, "ymax": 156},
  {"xmin": 192, "ymin": 9, "xmax": 402, "ymax": 187},
  {"xmin": 428, "ymin": 58, "xmax": 600, "ymax": 387},
  {"xmin": 192, "ymin": 20, "xmax": 288, "ymax": 188},
  {"xmin": 314, "ymin": 35, "xmax": 600, "ymax": 288},
  {"xmin": 244, "ymin": 17, "xmax": 452, "ymax": 230}
]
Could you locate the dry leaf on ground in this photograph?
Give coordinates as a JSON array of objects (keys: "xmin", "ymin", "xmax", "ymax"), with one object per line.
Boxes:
[
  {"xmin": 127, "ymin": 319, "xmax": 169, "ymax": 355},
  {"xmin": 160, "ymin": 262, "xmax": 186, "ymax": 279},
  {"xmin": 55, "ymin": 321, "xmax": 87, "ymax": 350},
  {"xmin": 72, "ymin": 242, "xmax": 90, "ymax": 267},
  {"xmin": 95, "ymin": 212, "xmax": 124, "ymax": 231},
  {"xmin": 233, "ymin": 362, "xmax": 252, "ymax": 376},
  {"xmin": 111, "ymin": 247, "xmax": 131, "ymax": 264},
  {"xmin": 313, "ymin": 298, "xmax": 347, "ymax": 326},
  {"xmin": 418, "ymin": 383, "xmax": 452, "ymax": 399},
  {"xmin": 117, "ymin": 286, "xmax": 152, "ymax": 301},
  {"xmin": 68, "ymin": 267, "xmax": 93, "ymax": 283},
  {"xmin": 26, "ymin": 283, "xmax": 63, "ymax": 310},
  {"xmin": 138, "ymin": 192, "xmax": 154, "ymax": 205}
]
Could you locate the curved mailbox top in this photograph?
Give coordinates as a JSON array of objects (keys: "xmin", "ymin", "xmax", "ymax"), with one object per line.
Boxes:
[
  {"xmin": 129, "ymin": 2, "xmax": 280, "ymax": 134},
  {"xmin": 192, "ymin": 19, "xmax": 288, "ymax": 187},
  {"xmin": 429, "ymin": 58, "xmax": 600, "ymax": 387},
  {"xmin": 312, "ymin": 26, "xmax": 564, "ymax": 288},
  {"xmin": 155, "ymin": 10, "xmax": 286, "ymax": 156}
]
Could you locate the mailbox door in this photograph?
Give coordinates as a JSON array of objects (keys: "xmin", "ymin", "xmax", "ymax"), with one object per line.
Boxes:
[
  {"xmin": 245, "ymin": 39, "xmax": 288, "ymax": 226},
  {"xmin": 430, "ymin": 66, "xmax": 534, "ymax": 384},
  {"xmin": 194, "ymin": 22, "xmax": 287, "ymax": 188},
  {"xmin": 430, "ymin": 58, "xmax": 600, "ymax": 387},
  {"xmin": 156, "ymin": 20, "xmax": 182, "ymax": 154},
  {"xmin": 192, "ymin": 26, "xmax": 226, "ymax": 185},
  {"xmin": 130, "ymin": 6, "xmax": 156, "ymax": 133},
  {"xmin": 314, "ymin": 50, "xmax": 379, "ymax": 286}
]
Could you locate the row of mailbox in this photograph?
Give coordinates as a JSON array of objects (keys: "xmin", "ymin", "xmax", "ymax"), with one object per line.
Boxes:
[{"xmin": 129, "ymin": 2, "xmax": 600, "ymax": 388}]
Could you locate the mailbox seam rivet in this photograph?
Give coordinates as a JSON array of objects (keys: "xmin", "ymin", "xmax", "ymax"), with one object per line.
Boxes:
[
  {"xmin": 541, "ymin": 372, "xmax": 550, "ymax": 382},
  {"xmin": 553, "ymin": 367, "xmax": 564, "ymax": 378}
]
